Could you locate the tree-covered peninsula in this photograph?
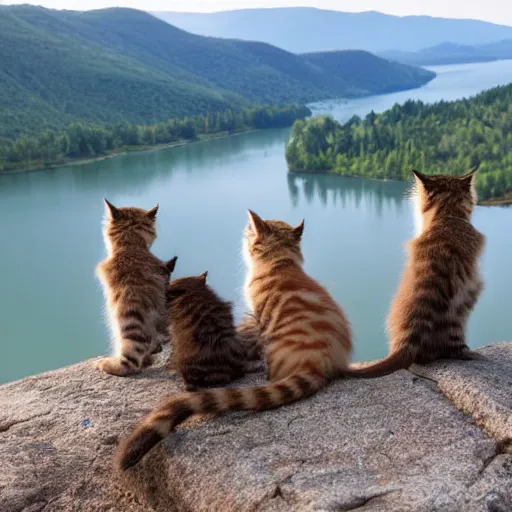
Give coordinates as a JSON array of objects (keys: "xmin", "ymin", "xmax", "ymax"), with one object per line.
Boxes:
[{"xmin": 286, "ymin": 84, "xmax": 512, "ymax": 203}]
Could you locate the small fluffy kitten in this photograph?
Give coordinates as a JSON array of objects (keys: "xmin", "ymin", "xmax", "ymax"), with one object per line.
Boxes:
[
  {"xmin": 166, "ymin": 272, "xmax": 257, "ymax": 391},
  {"xmin": 348, "ymin": 169, "xmax": 485, "ymax": 377},
  {"xmin": 96, "ymin": 199, "xmax": 176, "ymax": 376}
]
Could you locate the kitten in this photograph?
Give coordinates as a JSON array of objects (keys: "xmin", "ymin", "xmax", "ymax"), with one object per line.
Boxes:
[
  {"xmin": 95, "ymin": 199, "xmax": 177, "ymax": 376},
  {"xmin": 116, "ymin": 210, "xmax": 352, "ymax": 470},
  {"xmin": 165, "ymin": 271, "xmax": 250, "ymax": 391},
  {"xmin": 348, "ymin": 169, "xmax": 485, "ymax": 378}
]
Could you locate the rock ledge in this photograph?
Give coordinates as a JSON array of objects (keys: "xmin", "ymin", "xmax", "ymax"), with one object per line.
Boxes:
[{"xmin": 1, "ymin": 342, "xmax": 511, "ymax": 512}]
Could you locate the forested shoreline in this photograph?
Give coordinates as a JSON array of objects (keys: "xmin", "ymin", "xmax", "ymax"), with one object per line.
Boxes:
[
  {"xmin": 286, "ymin": 84, "xmax": 512, "ymax": 203},
  {"xmin": 0, "ymin": 105, "xmax": 310, "ymax": 173}
]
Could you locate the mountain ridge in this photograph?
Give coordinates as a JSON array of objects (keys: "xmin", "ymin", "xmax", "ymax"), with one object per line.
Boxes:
[
  {"xmin": 381, "ymin": 39, "xmax": 512, "ymax": 66},
  {"xmin": 302, "ymin": 50, "xmax": 434, "ymax": 95},
  {"xmin": 0, "ymin": 5, "xmax": 435, "ymax": 140},
  {"xmin": 153, "ymin": 8, "xmax": 512, "ymax": 53}
]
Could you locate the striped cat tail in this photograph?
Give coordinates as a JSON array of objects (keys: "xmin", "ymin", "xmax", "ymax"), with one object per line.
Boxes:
[
  {"xmin": 116, "ymin": 371, "xmax": 327, "ymax": 471},
  {"xmin": 345, "ymin": 346, "xmax": 414, "ymax": 378}
]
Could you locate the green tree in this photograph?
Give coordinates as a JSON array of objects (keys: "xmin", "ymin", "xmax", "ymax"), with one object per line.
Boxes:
[{"xmin": 285, "ymin": 83, "xmax": 512, "ymax": 202}]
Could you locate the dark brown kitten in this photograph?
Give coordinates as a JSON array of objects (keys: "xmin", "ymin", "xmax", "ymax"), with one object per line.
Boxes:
[
  {"xmin": 348, "ymin": 169, "xmax": 485, "ymax": 378},
  {"xmin": 166, "ymin": 272, "xmax": 251, "ymax": 391}
]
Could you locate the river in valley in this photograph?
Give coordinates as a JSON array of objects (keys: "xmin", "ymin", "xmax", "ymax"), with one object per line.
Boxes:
[{"xmin": 1, "ymin": 60, "xmax": 511, "ymax": 384}]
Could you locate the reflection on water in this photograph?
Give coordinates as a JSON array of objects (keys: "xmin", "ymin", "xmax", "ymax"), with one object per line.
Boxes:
[
  {"xmin": 0, "ymin": 129, "xmax": 291, "ymax": 199},
  {"xmin": 288, "ymin": 173, "xmax": 407, "ymax": 216}
]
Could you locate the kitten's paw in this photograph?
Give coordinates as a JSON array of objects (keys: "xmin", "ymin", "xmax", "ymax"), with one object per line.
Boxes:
[{"xmin": 95, "ymin": 357, "xmax": 138, "ymax": 376}]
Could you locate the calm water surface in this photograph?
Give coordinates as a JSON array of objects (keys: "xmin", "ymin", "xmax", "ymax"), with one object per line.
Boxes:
[{"xmin": 1, "ymin": 60, "xmax": 512, "ymax": 384}]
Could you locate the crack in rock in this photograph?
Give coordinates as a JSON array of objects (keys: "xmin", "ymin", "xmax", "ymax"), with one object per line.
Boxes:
[
  {"xmin": 330, "ymin": 489, "xmax": 399, "ymax": 511},
  {"xmin": 270, "ymin": 484, "xmax": 284, "ymax": 500},
  {"xmin": 467, "ymin": 441, "xmax": 510, "ymax": 488},
  {"xmin": 287, "ymin": 415, "xmax": 301, "ymax": 428},
  {"xmin": 0, "ymin": 411, "xmax": 51, "ymax": 433}
]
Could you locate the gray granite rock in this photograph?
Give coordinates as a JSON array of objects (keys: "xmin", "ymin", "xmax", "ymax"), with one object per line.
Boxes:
[
  {"xmin": 411, "ymin": 342, "xmax": 512, "ymax": 444},
  {"xmin": 1, "ymin": 344, "xmax": 511, "ymax": 512}
]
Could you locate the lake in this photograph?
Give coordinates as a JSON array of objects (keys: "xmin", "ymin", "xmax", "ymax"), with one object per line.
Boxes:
[{"xmin": 1, "ymin": 60, "xmax": 512, "ymax": 384}]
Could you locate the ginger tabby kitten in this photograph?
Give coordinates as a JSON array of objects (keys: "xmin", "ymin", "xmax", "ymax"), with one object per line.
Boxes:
[
  {"xmin": 96, "ymin": 200, "xmax": 176, "ymax": 376},
  {"xmin": 116, "ymin": 210, "xmax": 352, "ymax": 470},
  {"xmin": 348, "ymin": 169, "xmax": 485, "ymax": 378}
]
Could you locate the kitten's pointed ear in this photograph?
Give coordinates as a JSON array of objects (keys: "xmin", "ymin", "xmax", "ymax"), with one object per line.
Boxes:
[
  {"xmin": 146, "ymin": 204, "xmax": 159, "ymax": 220},
  {"xmin": 460, "ymin": 167, "xmax": 479, "ymax": 187},
  {"xmin": 248, "ymin": 210, "xmax": 269, "ymax": 236},
  {"xmin": 200, "ymin": 271, "xmax": 208, "ymax": 283},
  {"xmin": 411, "ymin": 169, "xmax": 433, "ymax": 189},
  {"xmin": 411, "ymin": 169, "xmax": 428, "ymax": 182},
  {"xmin": 293, "ymin": 219, "xmax": 305, "ymax": 241},
  {"xmin": 104, "ymin": 199, "xmax": 120, "ymax": 220},
  {"xmin": 166, "ymin": 256, "xmax": 178, "ymax": 274}
]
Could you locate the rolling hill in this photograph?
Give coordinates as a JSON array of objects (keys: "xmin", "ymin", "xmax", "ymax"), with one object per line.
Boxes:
[
  {"xmin": 0, "ymin": 6, "xmax": 246, "ymax": 140},
  {"xmin": 0, "ymin": 5, "xmax": 434, "ymax": 140},
  {"xmin": 381, "ymin": 40, "xmax": 512, "ymax": 66},
  {"xmin": 302, "ymin": 51, "xmax": 435, "ymax": 95},
  {"xmin": 153, "ymin": 8, "xmax": 512, "ymax": 54}
]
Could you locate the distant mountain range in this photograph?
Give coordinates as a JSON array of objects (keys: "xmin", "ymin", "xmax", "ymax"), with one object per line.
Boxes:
[
  {"xmin": 0, "ymin": 5, "xmax": 434, "ymax": 140},
  {"xmin": 152, "ymin": 8, "xmax": 512, "ymax": 54},
  {"xmin": 381, "ymin": 40, "xmax": 512, "ymax": 66}
]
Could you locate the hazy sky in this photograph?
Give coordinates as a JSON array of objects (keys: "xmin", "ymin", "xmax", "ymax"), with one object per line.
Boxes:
[{"xmin": 3, "ymin": 0, "xmax": 512, "ymax": 26}]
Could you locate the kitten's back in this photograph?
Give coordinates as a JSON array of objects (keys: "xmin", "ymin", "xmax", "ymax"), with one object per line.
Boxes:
[
  {"xmin": 167, "ymin": 276, "xmax": 247, "ymax": 390},
  {"xmin": 96, "ymin": 201, "xmax": 170, "ymax": 376},
  {"xmin": 348, "ymin": 170, "xmax": 485, "ymax": 378}
]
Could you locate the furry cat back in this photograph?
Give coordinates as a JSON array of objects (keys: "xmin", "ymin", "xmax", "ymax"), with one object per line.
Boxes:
[
  {"xmin": 348, "ymin": 169, "xmax": 486, "ymax": 378},
  {"xmin": 116, "ymin": 210, "xmax": 352, "ymax": 470},
  {"xmin": 96, "ymin": 199, "xmax": 176, "ymax": 376},
  {"xmin": 166, "ymin": 271, "xmax": 248, "ymax": 391},
  {"xmin": 235, "ymin": 313, "xmax": 266, "ymax": 364}
]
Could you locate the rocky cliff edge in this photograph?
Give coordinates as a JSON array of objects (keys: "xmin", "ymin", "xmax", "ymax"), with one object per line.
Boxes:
[{"xmin": 1, "ymin": 342, "xmax": 511, "ymax": 512}]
